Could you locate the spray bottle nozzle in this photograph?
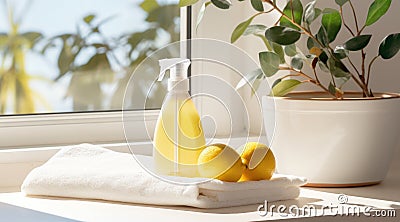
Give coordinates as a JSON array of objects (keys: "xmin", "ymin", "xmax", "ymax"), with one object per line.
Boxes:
[{"xmin": 158, "ymin": 58, "xmax": 191, "ymax": 91}]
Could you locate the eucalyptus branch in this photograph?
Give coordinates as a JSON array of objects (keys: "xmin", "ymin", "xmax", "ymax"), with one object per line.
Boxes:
[{"xmin": 367, "ymin": 55, "xmax": 380, "ymax": 88}]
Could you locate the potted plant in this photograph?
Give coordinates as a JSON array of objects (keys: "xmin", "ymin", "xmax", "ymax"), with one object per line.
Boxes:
[{"xmin": 180, "ymin": 0, "xmax": 400, "ymax": 186}]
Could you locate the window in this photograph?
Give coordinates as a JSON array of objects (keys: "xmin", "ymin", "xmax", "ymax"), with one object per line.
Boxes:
[
  {"xmin": 0, "ymin": 0, "xmax": 182, "ymax": 115},
  {"xmin": 0, "ymin": 0, "xmax": 191, "ymax": 148}
]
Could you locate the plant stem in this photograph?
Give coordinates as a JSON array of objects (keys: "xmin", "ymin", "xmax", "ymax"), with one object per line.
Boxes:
[
  {"xmin": 349, "ymin": 0, "xmax": 359, "ymax": 33},
  {"xmin": 361, "ymin": 49, "xmax": 366, "ymax": 79},
  {"xmin": 367, "ymin": 55, "xmax": 380, "ymax": 88},
  {"xmin": 279, "ymin": 66, "xmax": 334, "ymax": 97},
  {"xmin": 280, "ymin": 73, "xmax": 302, "ymax": 79},
  {"xmin": 347, "ymin": 57, "xmax": 361, "ymax": 77},
  {"xmin": 347, "ymin": 0, "xmax": 368, "ymax": 95},
  {"xmin": 311, "ymin": 66, "xmax": 320, "ymax": 84},
  {"xmin": 350, "ymin": 72, "xmax": 369, "ymax": 95},
  {"xmin": 358, "ymin": 25, "xmax": 366, "ymax": 35},
  {"xmin": 279, "ymin": 66, "xmax": 313, "ymax": 79},
  {"xmin": 265, "ymin": 0, "xmax": 369, "ymax": 96},
  {"xmin": 340, "ymin": 6, "xmax": 355, "ymax": 36},
  {"xmin": 265, "ymin": 1, "xmax": 326, "ymax": 51}
]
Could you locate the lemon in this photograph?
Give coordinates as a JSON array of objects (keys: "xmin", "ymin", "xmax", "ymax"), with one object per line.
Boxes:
[
  {"xmin": 239, "ymin": 142, "xmax": 275, "ymax": 181},
  {"xmin": 197, "ymin": 143, "xmax": 244, "ymax": 182}
]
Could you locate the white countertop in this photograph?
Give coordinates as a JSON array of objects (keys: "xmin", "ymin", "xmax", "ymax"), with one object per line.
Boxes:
[{"xmin": 1, "ymin": 148, "xmax": 399, "ymax": 222}]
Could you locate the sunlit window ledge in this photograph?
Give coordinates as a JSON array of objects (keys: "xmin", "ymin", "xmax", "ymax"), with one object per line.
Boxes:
[
  {"xmin": 0, "ymin": 135, "xmax": 261, "ymax": 188},
  {"xmin": 0, "ymin": 140, "xmax": 399, "ymax": 221}
]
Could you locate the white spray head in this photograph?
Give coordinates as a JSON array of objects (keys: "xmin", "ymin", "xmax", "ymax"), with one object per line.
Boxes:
[{"xmin": 158, "ymin": 58, "xmax": 190, "ymax": 91}]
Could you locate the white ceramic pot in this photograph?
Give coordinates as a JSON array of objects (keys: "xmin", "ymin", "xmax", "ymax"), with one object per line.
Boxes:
[{"xmin": 262, "ymin": 92, "xmax": 400, "ymax": 187}]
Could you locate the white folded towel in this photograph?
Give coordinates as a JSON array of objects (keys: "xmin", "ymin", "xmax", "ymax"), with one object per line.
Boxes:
[{"xmin": 21, "ymin": 144, "xmax": 306, "ymax": 208}]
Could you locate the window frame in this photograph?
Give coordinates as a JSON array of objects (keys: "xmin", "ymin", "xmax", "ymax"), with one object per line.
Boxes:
[{"xmin": 0, "ymin": 7, "xmax": 193, "ymax": 149}]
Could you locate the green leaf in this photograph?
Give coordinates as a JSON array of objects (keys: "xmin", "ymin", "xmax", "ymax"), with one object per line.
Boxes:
[
  {"xmin": 127, "ymin": 29, "xmax": 157, "ymax": 52},
  {"xmin": 318, "ymin": 62, "xmax": 329, "ymax": 73},
  {"xmin": 334, "ymin": 46, "xmax": 349, "ymax": 59},
  {"xmin": 84, "ymin": 14, "xmax": 95, "ymax": 24},
  {"xmin": 211, "ymin": 0, "xmax": 232, "ymax": 9},
  {"xmin": 21, "ymin": 32, "xmax": 43, "ymax": 48},
  {"xmin": 196, "ymin": 1, "xmax": 211, "ymax": 32},
  {"xmin": 272, "ymin": 42, "xmax": 285, "ymax": 64},
  {"xmin": 304, "ymin": 1, "xmax": 321, "ymax": 25},
  {"xmin": 236, "ymin": 69, "xmax": 264, "ymax": 90},
  {"xmin": 328, "ymin": 57, "xmax": 351, "ymax": 79},
  {"xmin": 76, "ymin": 53, "xmax": 114, "ymax": 83},
  {"xmin": 321, "ymin": 8, "xmax": 342, "ymax": 42},
  {"xmin": 251, "ymin": 0, "xmax": 264, "ymax": 12},
  {"xmin": 244, "ymin": 24, "xmax": 267, "ymax": 36},
  {"xmin": 265, "ymin": 26, "xmax": 301, "ymax": 45},
  {"xmin": 316, "ymin": 26, "xmax": 329, "ymax": 46},
  {"xmin": 251, "ymin": 78, "xmax": 262, "ymax": 96},
  {"xmin": 140, "ymin": 0, "xmax": 160, "ymax": 12},
  {"xmin": 328, "ymin": 82, "xmax": 336, "ymax": 95},
  {"xmin": 280, "ymin": 0, "xmax": 303, "ymax": 31},
  {"xmin": 254, "ymin": 34, "xmax": 273, "ymax": 51},
  {"xmin": 57, "ymin": 44, "xmax": 75, "ymax": 79},
  {"xmin": 343, "ymin": 35, "xmax": 372, "ymax": 51},
  {"xmin": 231, "ymin": 14, "xmax": 259, "ymax": 43},
  {"xmin": 146, "ymin": 5, "xmax": 179, "ymax": 30},
  {"xmin": 307, "ymin": 37, "xmax": 318, "ymax": 49},
  {"xmin": 379, "ymin": 33, "xmax": 400, "ymax": 59},
  {"xmin": 259, "ymin": 51, "xmax": 280, "ymax": 77},
  {"xmin": 179, "ymin": 0, "xmax": 199, "ymax": 7},
  {"xmin": 319, "ymin": 51, "xmax": 329, "ymax": 64},
  {"xmin": 271, "ymin": 78, "xmax": 282, "ymax": 88},
  {"xmin": 284, "ymin": 44, "xmax": 297, "ymax": 57},
  {"xmin": 335, "ymin": 0, "xmax": 349, "ymax": 6},
  {"xmin": 365, "ymin": 0, "xmax": 392, "ymax": 26},
  {"xmin": 291, "ymin": 55, "xmax": 303, "ymax": 71},
  {"xmin": 271, "ymin": 79, "xmax": 302, "ymax": 96}
]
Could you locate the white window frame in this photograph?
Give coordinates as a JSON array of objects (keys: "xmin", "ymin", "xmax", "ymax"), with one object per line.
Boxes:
[
  {"xmin": 0, "ymin": 6, "xmax": 252, "ymax": 149},
  {"xmin": 0, "ymin": 7, "xmax": 193, "ymax": 149}
]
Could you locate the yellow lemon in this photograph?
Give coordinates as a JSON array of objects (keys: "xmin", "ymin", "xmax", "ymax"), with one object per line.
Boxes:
[
  {"xmin": 198, "ymin": 143, "xmax": 244, "ymax": 182},
  {"xmin": 239, "ymin": 142, "xmax": 276, "ymax": 181}
]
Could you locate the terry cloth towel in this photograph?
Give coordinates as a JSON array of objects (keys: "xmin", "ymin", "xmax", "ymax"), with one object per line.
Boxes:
[{"xmin": 21, "ymin": 144, "xmax": 307, "ymax": 208}]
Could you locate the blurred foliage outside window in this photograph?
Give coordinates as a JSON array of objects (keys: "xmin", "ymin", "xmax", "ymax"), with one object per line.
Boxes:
[{"xmin": 0, "ymin": 0, "xmax": 180, "ymax": 115}]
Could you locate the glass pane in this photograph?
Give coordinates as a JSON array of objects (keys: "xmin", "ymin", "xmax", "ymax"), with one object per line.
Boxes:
[{"xmin": 0, "ymin": 0, "xmax": 180, "ymax": 115}]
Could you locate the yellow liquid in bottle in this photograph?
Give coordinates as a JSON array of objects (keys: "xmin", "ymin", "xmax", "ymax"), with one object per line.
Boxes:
[{"xmin": 153, "ymin": 94, "xmax": 205, "ymax": 177}]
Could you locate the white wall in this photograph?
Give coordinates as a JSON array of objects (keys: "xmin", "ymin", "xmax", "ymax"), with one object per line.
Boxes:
[{"xmin": 192, "ymin": 0, "xmax": 400, "ymax": 135}]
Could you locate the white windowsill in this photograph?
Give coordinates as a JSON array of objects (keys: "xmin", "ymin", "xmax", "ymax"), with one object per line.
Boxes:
[{"xmin": 0, "ymin": 139, "xmax": 399, "ymax": 221}]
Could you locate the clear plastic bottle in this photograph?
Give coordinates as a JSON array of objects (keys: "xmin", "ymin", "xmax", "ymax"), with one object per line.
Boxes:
[{"xmin": 153, "ymin": 58, "xmax": 205, "ymax": 177}]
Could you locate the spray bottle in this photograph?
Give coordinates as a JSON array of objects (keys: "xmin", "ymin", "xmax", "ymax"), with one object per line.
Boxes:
[{"xmin": 153, "ymin": 58, "xmax": 205, "ymax": 177}]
